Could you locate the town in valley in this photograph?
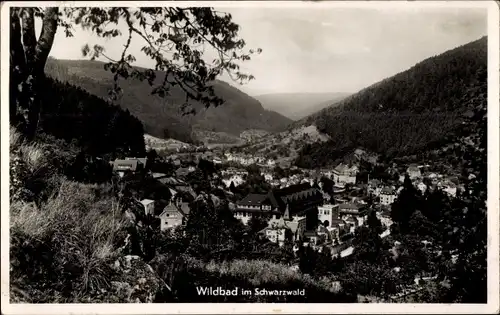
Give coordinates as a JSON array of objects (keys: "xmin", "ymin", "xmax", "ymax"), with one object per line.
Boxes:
[{"xmin": 7, "ymin": 4, "xmax": 489, "ymax": 306}]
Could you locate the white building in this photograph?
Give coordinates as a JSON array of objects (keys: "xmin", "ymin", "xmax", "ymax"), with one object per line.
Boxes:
[
  {"xmin": 261, "ymin": 172, "xmax": 274, "ymax": 182},
  {"xmin": 379, "ymin": 187, "xmax": 397, "ymax": 206},
  {"xmin": 376, "ymin": 211, "xmax": 393, "ymax": 228},
  {"xmin": 223, "ymin": 174, "xmax": 245, "ymax": 188},
  {"xmin": 406, "ymin": 164, "xmax": 422, "ymax": 180},
  {"xmin": 417, "ymin": 182, "xmax": 427, "ymax": 194},
  {"xmin": 158, "ymin": 200, "xmax": 190, "ymax": 231},
  {"xmin": 221, "ymin": 167, "xmax": 248, "ymax": 177},
  {"xmin": 332, "ymin": 164, "xmax": 358, "ymax": 187},
  {"xmin": 442, "ymin": 182, "xmax": 457, "ymax": 197},
  {"xmin": 318, "ymin": 204, "xmax": 340, "ymax": 226},
  {"xmin": 140, "ymin": 199, "xmax": 155, "ymax": 216}
]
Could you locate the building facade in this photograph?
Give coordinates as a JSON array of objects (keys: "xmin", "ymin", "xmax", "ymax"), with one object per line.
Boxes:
[
  {"xmin": 332, "ymin": 163, "xmax": 359, "ymax": 187},
  {"xmin": 318, "ymin": 204, "xmax": 340, "ymax": 227},
  {"xmin": 158, "ymin": 198, "xmax": 190, "ymax": 231},
  {"xmin": 407, "ymin": 164, "xmax": 422, "ymax": 179},
  {"xmin": 140, "ymin": 199, "xmax": 155, "ymax": 216},
  {"xmin": 380, "ymin": 187, "xmax": 397, "ymax": 205},
  {"xmin": 234, "ymin": 183, "xmax": 324, "ymax": 239}
]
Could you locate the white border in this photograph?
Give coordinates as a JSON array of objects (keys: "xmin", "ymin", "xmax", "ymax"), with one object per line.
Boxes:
[{"xmin": 1, "ymin": 1, "xmax": 499, "ymax": 314}]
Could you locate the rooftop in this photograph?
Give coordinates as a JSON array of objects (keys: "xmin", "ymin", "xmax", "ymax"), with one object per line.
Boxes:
[
  {"xmin": 338, "ymin": 203, "xmax": 364, "ymax": 210},
  {"xmin": 113, "ymin": 159, "xmax": 138, "ymax": 171},
  {"xmin": 160, "ymin": 201, "xmax": 190, "ymax": 217},
  {"xmin": 237, "ymin": 194, "xmax": 269, "ymax": 206},
  {"xmin": 380, "ymin": 187, "xmax": 396, "ymax": 195},
  {"xmin": 140, "ymin": 199, "xmax": 154, "ymax": 205},
  {"xmin": 304, "ymin": 230, "xmax": 319, "ymax": 237}
]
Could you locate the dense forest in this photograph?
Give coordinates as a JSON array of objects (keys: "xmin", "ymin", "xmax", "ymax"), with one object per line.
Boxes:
[
  {"xmin": 295, "ymin": 36, "xmax": 487, "ymax": 167},
  {"xmin": 45, "ymin": 58, "xmax": 292, "ymax": 143},
  {"xmin": 39, "ymin": 77, "xmax": 146, "ymax": 158},
  {"xmin": 17, "ymin": 77, "xmax": 148, "ymax": 185}
]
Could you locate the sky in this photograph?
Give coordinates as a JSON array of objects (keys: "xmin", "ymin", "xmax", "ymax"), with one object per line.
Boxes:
[{"xmin": 41, "ymin": 5, "xmax": 487, "ymax": 96}]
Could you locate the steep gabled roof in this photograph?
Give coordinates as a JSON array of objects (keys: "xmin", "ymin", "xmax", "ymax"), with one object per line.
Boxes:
[
  {"xmin": 159, "ymin": 201, "xmax": 190, "ymax": 217},
  {"xmin": 334, "ymin": 163, "xmax": 349, "ymax": 173}
]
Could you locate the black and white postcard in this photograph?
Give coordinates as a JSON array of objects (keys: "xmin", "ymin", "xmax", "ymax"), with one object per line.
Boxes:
[{"xmin": 1, "ymin": 1, "xmax": 499, "ymax": 314}]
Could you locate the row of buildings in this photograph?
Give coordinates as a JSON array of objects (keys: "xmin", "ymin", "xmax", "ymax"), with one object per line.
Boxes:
[
  {"xmin": 111, "ymin": 155, "xmax": 455, "ymax": 253},
  {"xmin": 232, "ymin": 183, "xmax": 369, "ymax": 248}
]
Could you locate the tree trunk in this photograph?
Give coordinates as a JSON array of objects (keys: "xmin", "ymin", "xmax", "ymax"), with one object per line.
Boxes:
[
  {"xmin": 10, "ymin": 7, "xmax": 59, "ymax": 140},
  {"xmin": 10, "ymin": 8, "xmax": 26, "ymax": 127}
]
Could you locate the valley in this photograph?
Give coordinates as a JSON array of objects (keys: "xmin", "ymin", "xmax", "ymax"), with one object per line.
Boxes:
[{"xmin": 8, "ymin": 5, "xmax": 489, "ymax": 307}]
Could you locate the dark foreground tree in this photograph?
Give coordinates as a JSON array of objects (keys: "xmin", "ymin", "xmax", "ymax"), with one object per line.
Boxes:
[{"xmin": 10, "ymin": 6, "xmax": 260, "ymax": 139}]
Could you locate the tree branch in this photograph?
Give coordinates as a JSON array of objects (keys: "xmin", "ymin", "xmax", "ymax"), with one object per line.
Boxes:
[{"xmin": 33, "ymin": 7, "xmax": 59, "ymax": 74}]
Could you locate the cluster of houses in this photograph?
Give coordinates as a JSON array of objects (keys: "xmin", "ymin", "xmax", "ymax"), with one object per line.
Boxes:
[
  {"xmin": 398, "ymin": 164, "xmax": 460, "ymax": 197},
  {"xmin": 224, "ymin": 152, "xmax": 276, "ymax": 168},
  {"xmin": 221, "ymin": 167, "xmax": 249, "ymax": 188},
  {"xmin": 110, "ymin": 154, "xmax": 461, "ymax": 257},
  {"xmin": 231, "ymin": 181, "xmax": 371, "ymax": 254}
]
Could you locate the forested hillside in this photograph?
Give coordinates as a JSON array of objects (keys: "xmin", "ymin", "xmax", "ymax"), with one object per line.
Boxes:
[
  {"xmin": 45, "ymin": 59, "xmax": 292, "ymax": 143},
  {"xmin": 295, "ymin": 36, "xmax": 487, "ymax": 167},
  {"xmin": 39, "ymin": 77, "xmax": 146, "ymax": 158}
]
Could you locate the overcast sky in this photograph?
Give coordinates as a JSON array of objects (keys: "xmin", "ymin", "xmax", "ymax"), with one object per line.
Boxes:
[{"xmin": 43, "ymin": 5, "xmax": 487, "ymax": 96}]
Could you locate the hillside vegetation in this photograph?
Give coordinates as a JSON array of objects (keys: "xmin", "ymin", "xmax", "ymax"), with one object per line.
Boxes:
[
  {"xmin": 295, "ymin": 36, "xmax": 487, "ymax": 167},
  {"xmin": 234, "ymin": 125, "xmax": 330, "ymax": 166},
  {"xmin": 45, "ymin": 59, "xmax": 292, "ymax": 143}
]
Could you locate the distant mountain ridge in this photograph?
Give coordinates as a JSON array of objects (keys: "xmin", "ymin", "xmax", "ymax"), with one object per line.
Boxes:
[
  {"xmin": 45, "ymin": 58, "xmax": 292, "ymax": 143},
  {"xmin": 255, "ymin": 92, "xmax": 350, "ymax": 121},
  {"xmin": 294, "ymin": 36, "xmax": 487, "ymax": 168}
]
